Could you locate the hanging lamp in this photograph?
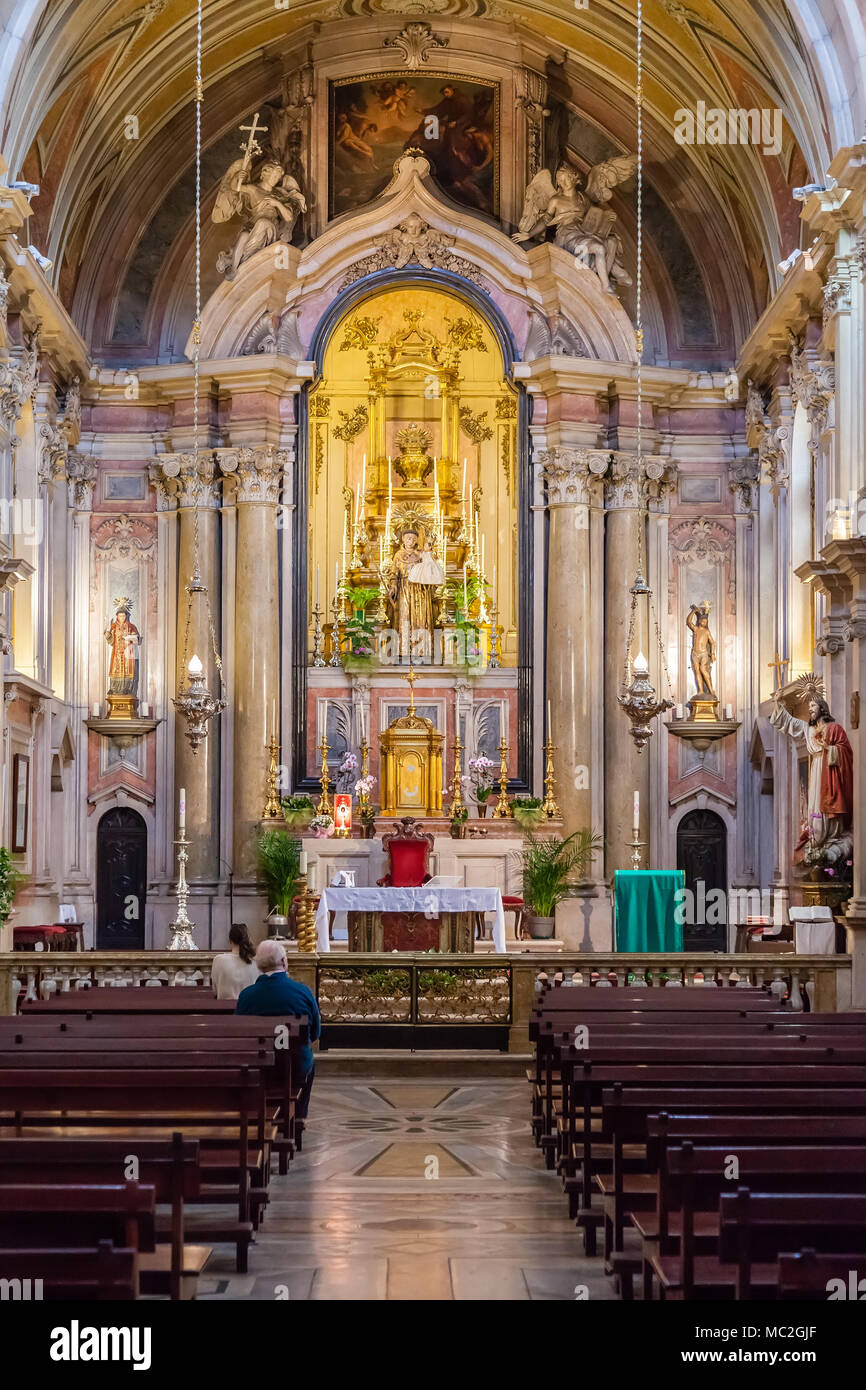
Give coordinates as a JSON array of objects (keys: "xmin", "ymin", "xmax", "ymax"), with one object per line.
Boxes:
[
  {"xmin": 172, "ymin": 0, "xmax": 225, "ymax": 752},
  {"xmin": 617, "ymin": 0, "xmax": 674, "ymax": 751}
]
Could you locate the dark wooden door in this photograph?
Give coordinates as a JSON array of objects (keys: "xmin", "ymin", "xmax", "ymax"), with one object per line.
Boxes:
[
  {"xmin": 97, "ymin": 808, "xmax": 147, "ymax": 949},
  {"xmin": 676, "ymin": 809, "xmax": 727, "ymax": 952}
]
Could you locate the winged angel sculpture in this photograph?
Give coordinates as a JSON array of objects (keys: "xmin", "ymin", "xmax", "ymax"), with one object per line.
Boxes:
[
  {"xmin": 212, "ymin": 157, "xmax": 307, "ymax": 281},
  {"xmin": 513, "ymin": 156, "xmax": 636, "ymax": 296}
]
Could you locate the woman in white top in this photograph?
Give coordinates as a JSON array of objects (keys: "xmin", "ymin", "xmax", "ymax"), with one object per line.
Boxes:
[{"xmin": 211, "ymin": 923, "xmax": 260, "ymax": 999}]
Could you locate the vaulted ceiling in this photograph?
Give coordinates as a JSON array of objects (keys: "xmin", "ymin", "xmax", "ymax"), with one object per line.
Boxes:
[{"xmin": 0, "ymin": 0, "xmax": 860, "ymax": 368}]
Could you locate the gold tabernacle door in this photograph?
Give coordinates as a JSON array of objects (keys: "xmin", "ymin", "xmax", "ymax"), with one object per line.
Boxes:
[{"xmin": 379, "ymin": 706, "xmax": 444, "ymax": 817}]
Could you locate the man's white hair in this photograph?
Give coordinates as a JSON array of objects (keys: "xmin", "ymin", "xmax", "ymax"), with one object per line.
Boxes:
[{"xmin": 256, "ymin": 939, "xmax": 288, "ymax": 972}]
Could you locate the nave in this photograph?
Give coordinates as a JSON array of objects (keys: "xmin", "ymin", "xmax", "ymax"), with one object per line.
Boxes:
[{"xmin": 199, "ymin": 1074, "xmax": 611, "ymax": 1303}]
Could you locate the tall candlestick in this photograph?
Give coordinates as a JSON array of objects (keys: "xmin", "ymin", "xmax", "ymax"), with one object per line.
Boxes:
[
  {"xmin": 179, "ymin": 787, "xmax": 186, "ymax": 832},
  {"xmin": 633, "ymin": 790, "xmax": 640, "ymax": 833}
]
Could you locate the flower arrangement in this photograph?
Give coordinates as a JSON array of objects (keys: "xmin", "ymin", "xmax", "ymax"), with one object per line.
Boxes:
[
  {"xmin": 468, "ymin": 754, "xmax": 497, "ymax": 805},
  {"xmin": 336, "ymin": 750, "xmax": 358, "ymax": 794},
  {"xmin": 280, "ymin": 794, "xmax": 315, "ymax": 828},
  {"xmin": 309, "ymin": 813, "xmax": 335, "ymax": 838},
  {"xmin": 511, "ymin": 795, "xmax": 545, "ymax": 830}
]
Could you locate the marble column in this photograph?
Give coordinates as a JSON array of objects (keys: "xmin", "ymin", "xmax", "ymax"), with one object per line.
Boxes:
[
  {"xmin": 173, "ymin": 453, "xmax": 222, "ymax": 882},
  {"xmin": 541, "ymin": 448, "xmax": 607, "ymax": 835},
  {"xmin": 603, "ymin": 455, "xmax": 653, "ymax": 876},
  {"xmin": 222, "ymin": 447, "xmax": 285, "ymax": 880}
]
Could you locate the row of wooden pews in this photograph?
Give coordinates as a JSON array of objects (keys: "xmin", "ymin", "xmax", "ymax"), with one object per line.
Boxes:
[
  {"xmin": 0, "ymin": 989, "xmax": 311, "ymax": 1299},
  {"xmin": 529, "ymin": 980, "xmax": 866, "ymax": 1300}
]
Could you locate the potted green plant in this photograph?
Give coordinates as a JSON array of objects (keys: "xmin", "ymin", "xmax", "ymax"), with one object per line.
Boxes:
[
  {"xmin": 0, "ymin": 847, "xmax": 22, "ymax": 949},
  {"xmin": 257, "ymin": 828, "xmax": 302, "ymax": 934},
  {"xmin": 449, "ymin": 806, "xmax": 469, "ymax": 839},
  {"xmin": 280, "ymin": 794, "xmax": 315, "ymax": 831},
  {"xmin": 516, "ymin": 829, "xmax": 603, "ymax": 938},
  {"xmin": 512, "ymin": 795, "xmax": 545, "ymax": 831}
]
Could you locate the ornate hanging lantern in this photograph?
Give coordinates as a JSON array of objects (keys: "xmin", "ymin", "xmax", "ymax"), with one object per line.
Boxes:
[
  {"xmin": 172, "ymin": 0, "xmax": 225, "ymax": 753},
  {"xmin": 618, "ymin": 0, "xmax": 674, "ymax": 751}
]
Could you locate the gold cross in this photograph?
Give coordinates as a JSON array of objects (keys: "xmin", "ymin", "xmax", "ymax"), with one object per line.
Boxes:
[
  {"xmin": 768, "ymin": 651, "xmax": 789, "ymax": 690},
  {"xmin": 406, "ymin": 666, "xmax": 417, "ymax": 715},
  {"xmin": 239, "ymin": 112, "xmax": 268, "ymax": 164}
]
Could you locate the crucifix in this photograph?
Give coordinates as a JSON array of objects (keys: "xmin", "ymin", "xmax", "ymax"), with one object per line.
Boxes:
[
  {"xmin": 768, "ymin": 651, "xmax": 790, "ymax": 691},
  {"xmin": 406, "ymin": 665, "xmax": 417, "ymax": 716},
  {"xmin": 239, "ymin": 112, "xmax": 268, "ymax": 166}
]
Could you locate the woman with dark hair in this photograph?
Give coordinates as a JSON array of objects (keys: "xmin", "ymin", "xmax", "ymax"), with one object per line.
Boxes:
[{"xmin": 211, "ymin": 923, "xmax": 260, "ymax": 1000}]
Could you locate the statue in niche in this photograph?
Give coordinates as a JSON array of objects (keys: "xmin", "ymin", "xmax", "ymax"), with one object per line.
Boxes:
[
  {"xmin": 686, "ymin": 602, "xmax": 717, "ymax": 698},
  {"xmin": 105, "ymin": 597, "xmax": 140, "ymax": 717},
  {"xmin": 771, "ymin": 675, "xmax": 854, "ymax": 869},
  {"xmin": 385, "ymin": 527, "xmax": 443, "ymax": 663},
  {"xmin": 213, "ymin": 119, "xmax": 307, "ymax": 280},
  {"xmin": 513, "ymin": 156, "xmax": 636, "ymax": 296}
]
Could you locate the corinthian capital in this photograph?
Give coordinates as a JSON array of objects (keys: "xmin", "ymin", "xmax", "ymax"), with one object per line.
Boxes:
[
  {"xmin": 604, "ymin": 452, "xmax": 676, "ymax": 511},
  {"xmin": 150, "ymin": 451, "xmax": 220, "ymax": 508},
  {"xmin": 221, "ymin": 445, "xmax": 289, "ymax": 504},
  {"xmin": 66, "ymin": 453, "xmax": 97, "ymax": 511},
  {"xmin": 539, "ymin": 447, "xmax": 609, "ymax": 506},
  {"xmin": 0, "ymin": 361, "xmax": 25, "ymax": 427}
]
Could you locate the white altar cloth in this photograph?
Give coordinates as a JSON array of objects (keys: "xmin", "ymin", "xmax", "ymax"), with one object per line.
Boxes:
[{"xmin": 314, "ymin": 886, "xmax": 507, "ymax": 954}]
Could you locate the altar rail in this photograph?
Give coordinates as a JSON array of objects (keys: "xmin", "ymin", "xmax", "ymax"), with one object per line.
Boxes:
[{"xmin": 0, "ymin": 951, "xmax": 853, "ymax": 1049}]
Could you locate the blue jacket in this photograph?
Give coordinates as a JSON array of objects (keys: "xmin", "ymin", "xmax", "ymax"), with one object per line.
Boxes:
[{"xmin": 236, "ymin": 970, "xmax": 321, "ymax": 1073}]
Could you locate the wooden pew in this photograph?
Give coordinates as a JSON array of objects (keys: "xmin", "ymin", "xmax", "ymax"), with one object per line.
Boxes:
[
  {"xmin": 0, "ymin": 1067, "xmax": 264, "ymax": 1272},
  {"xmin": 776, "ymin": 1249, "xmax": 866, "ymax": 1301},
  {"xmin": 0, "ymin": 1240, "xmax": 138, "ymax": 1299},
  {"xmin": 718, "ymin": 1190, "xmax": 866, "ymax": 1300},
  {"xmin": 0, "ymin": 1181, "xmax": 156, "ymax": 1268},
  {"xmin": 647, "ymin": 1144, "xmax": 866, "ymax": 1299},
  {"xmin": 0, "ymin": 1134, "xmax": 201, "ymax": 1300}
]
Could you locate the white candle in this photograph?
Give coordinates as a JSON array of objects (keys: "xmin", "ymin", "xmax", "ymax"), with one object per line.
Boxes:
[
  {"xmin": 676, "ymin": 703, "xmax": 684, "ymax": 720},
  {"xmin": 725, "ymin": 704, "xmax": 733, "ymax": 720},
  {"xmin": 463, "ymin": 564, "xmax": 468, "ymax": 614},
  {"xmin": 316, "ymin": 564, "xmax": 320, "ymax": 606},
  {"xmin": 179, "ymin": 787, "xmax": 186, "ymax": 832},
  {"xmin": 91, "ymin": 703, "xmax": 100, "ymax": 718},
  {"xmin": 360, "ymin": 453, "xmax": 367, "ymax": 520},
  {"xmin": 547, "ymin": 699, "xmax": 552, "ymax": 735},
  {"xmin": 335, "ymin": 561, "xmax": 338, "ymax": 597},
  {"xmin": 387, "ymin": 456, "xmax": 392, "ymax": 515},
  {"xmin": 492, "ymin": 563, "xmax": 496, "ymax": 596},
  {"xmin": 633, "ymin": 790, "xmax": 640, "ymax": 832},
  {"xmin": 481, "ymin": 535, "xmax": 485, "ymax": 577},
  {"xmin": 141, "ymin": 702, "xmax": 149, "ymax": 717},
  {"xmin": 462, "ymin": 457, "xmax": 467, "ymax": 507},
  {"xmin": 272, "ymin": 698, "xmax": 276, "ymax": 737},
  {"xmin": 299, "ymin": 850, "xmax": 308, "ymax": 876}
]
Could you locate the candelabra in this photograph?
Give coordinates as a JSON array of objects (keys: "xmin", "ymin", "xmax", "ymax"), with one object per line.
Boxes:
[
  {"xmin": 488, "ymin": 601, "xmax": 502, "ymax": 669},
  {"xmin": 628, "ymin": 831, "xmax": 648, "ymax": 870},
  {"xmin": 351, "ymin": 517, "xmax": 368, "ymax": 570},
  {"xmin": 448, "ymin": 734, "xmax": 466, "ymax": 819},
  {"xmin": 262, "ymin": 735, "xmax": 284, "ymax": 820},
  {"xmin": 167, "ymin": 830, "xmax": 197, "ymax": 950},
  {"xmin": 359, "ymin": 739, "xmax": 371, "ymax": 814},
  {"xmin": 311, "ymin": 605, "xmax": 327, "ymax": 667},
  {"xmin": 541, "ymin": 738, "xmax": 560, "ymax": 820},
  {"xmin": 491, "ymin": 736, "xmax": 512, "ymax": 819},
  {"xmin": 317, "ymin": 735, "xmax": 332, "ymax": 816},
  {"xmin": 328, "ymin": 591, "xmax": 344, "ymax": 667},
  {"xmin": 295, "ymin": 873, "xmax": 318, "ymax": 952}
]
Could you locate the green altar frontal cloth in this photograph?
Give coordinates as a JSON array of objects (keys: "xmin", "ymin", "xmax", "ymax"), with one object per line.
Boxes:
[{"xmin": 613, "ymin": 869, "xmax": 685, "ymax": 952}]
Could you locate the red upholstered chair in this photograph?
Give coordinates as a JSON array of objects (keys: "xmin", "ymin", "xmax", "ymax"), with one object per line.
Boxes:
[{"xmin": 377, "ymin": 819, "xmax": 438, "ymax": 950}]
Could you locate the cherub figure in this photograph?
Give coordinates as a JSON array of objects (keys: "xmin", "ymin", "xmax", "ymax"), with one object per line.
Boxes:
[
  {"xmin": 513, "ymin": 156, "xmax": 636, "ymax": 296},
  {"xmin": 376, "ymin": 214, "xmax": 452, "ymax": 270},
  {"xmin": 213, "ymin": 159, "xmax": 306, "ymax": 281}
]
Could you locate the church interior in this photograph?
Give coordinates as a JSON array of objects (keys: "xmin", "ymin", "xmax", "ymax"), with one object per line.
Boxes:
[{"xmin": 0, "ymin": 0, "xmax": 865, "ymax": 1326}]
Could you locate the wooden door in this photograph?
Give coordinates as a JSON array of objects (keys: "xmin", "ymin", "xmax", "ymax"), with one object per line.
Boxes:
[
  {"xmin": 96, "ymin": 808, "xmax": 147, "ymax": 949},
  {"xmin": 676, "ymin": 809, "xmax": 727, "ymax": 952}
]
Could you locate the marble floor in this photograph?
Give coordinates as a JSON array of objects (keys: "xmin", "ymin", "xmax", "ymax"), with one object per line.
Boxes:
[{"xmin": 198, "ymin": 1078, "xmax": 617, "ymax": 1301}]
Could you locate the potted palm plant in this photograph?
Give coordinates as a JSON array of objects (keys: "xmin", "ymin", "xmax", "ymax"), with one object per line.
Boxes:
[
  {"xmin": 0, "ymin": 847, "xmax": 22, "ymax": 951},
  {"xmin": 257, "ymin": 828, "xmax": 303, "ymax": 935},
  {"xmin": 516, "ymin": 829, "xmax": 603, "ymax": 938}
]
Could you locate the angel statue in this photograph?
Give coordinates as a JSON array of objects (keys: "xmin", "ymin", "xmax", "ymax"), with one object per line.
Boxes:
[
  {"xmin": 212, "ymin": 156, "xmax": 306, "ymax": 281},
  {"xmin": 512, "ymin": 157, "xmax": 636, "ymax": 296}
]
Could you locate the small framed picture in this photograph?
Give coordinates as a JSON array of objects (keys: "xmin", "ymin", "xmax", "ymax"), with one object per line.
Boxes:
[
  {"xmin": 58, "ymin": 904, "xmax": 77, "ymax": 924},
  {"xmin": 11, "ymin": 753, "xmax": 29, "ymax": 854}
]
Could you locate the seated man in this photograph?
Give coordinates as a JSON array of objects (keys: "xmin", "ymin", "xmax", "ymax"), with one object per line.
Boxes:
[{"xmin": 236, "ymin": 940, "xmax": 321, "ymax": 1121}]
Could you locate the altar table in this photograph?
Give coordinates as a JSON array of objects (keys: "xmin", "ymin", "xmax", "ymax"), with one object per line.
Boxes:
[{"xmin": 314, "ymin": 887, "xmax": 507, "ymax": 954}]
